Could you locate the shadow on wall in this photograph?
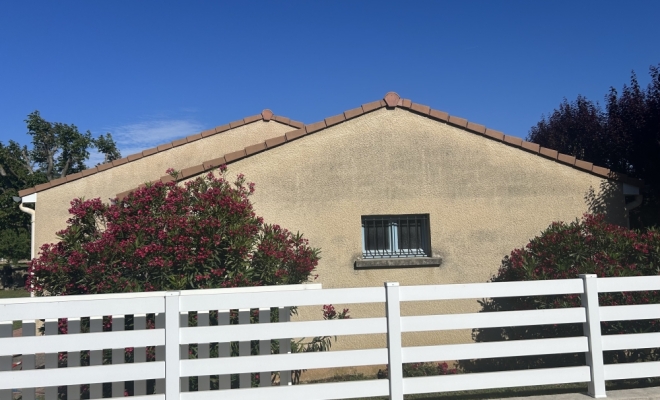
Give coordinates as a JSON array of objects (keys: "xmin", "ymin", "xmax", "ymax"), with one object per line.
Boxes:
[{"xmin": 584, "ymin": 180, "xmax": 626, "ymax": 226}]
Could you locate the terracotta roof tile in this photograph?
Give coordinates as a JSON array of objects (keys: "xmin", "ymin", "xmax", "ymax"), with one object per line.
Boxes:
[
  {"xmin": 521, "ymin": 141, "xmax": 540, "ymax": 153},
  {"xmin": 411, "ymin": 103, "xmax": 431, "ymax": 115},
  {"xmin": 592, "ymin": 166, "xmax": 610, "ymax": 177},
  {"xmin": 157, "ymin": 143, "xmax": 173, "ymax": 152},
  {"xmin": 557, "ymin": 153, "xmax": 576, "ymax": 166},
  {"xmin": 305, "ymin": 121, "xmax": 326, "ymax": 134},
  {"xmin": 180, "ymin": 165, "xmax": 205, "ymax": 179},
  {"xmin": 203, "ymin": 157, "xmax": 226, "ymax": 170},
  {"xmin": 112, "ymin": 158, "xmax": 128, "ymax": 167},
  {"xmin": 81, "ymin": 167, "xmax": 98, "ymax": 177},
  {"xmin": 201, "ymin": 127, "xmax": 217, "ymax": 138},
  {"xmin": 288, "ymin": 120, "xmax": 305, "ymax": 129},
  {"xmin": 344, "ymin": 107, "xmax": 364, "ymax": 120},
  {"xmin": 142, "ymin": 148, "xmax": 158, "ymax": 157},
  {"xmin": 429, "ymin": 109, "xmax": 449, "ymax": 122},
  {"xmin": 172, "ymin": 138, "xmax": 188, "ymax": 147},
  {"xmin": 215, "ymin": 124, "xmax": 231, "ymax": 134},
  {"xmin": 265, "ymin": 135, "xmax": 287, "ymax": 148},
  {"xmin": 229, "ymin": 119, "xmax": 245, "ymax": 129},
  {"xmin": 503, "ymin": 135, "xmax": 523, "ymax": 147},
  {"xmin": 448, "ymin": 116, "xmax": 468, "ymax": 128},
  {"xmin": 401, "ymin": 99, "xmax": 412, "ymax": 109},
  {"xmin": 97, "ymin": 162, "xmax": 113, "ymax": 172},
  {"xmin": 484, "ymin": 128, "xmax": 504, "ymax": 141},
  {"xmin": 34, "ymin": 182, "xmax": 52, "ymax": 192},
  {"xmin": 540, "ymin": 147, "xmax": 558, "ymax": 159},
  {"xmin": 361, "ymin": 100, "xmax": 384, "ymax": 113},
  {"xmin": 575, "ymin": 159, "xmax": 593, "ymax": 172},
  {"xmin": 243, "ymin": 114, "xmax": 261, "ymax": 124},
  {"xmin": 325, "ymin": 113, "xmax": 345, "ymax": 127},
  {"xmin": 186, "ymin": 133, "xmax": 203, "ymax": 143},
  {"xmin": 272, "ymin": 115, "xmax": 291, "ymax": 125},
  {"xmin": 245, "ymin": 142, "xmax": 266, "ymax": 156},
  {"xmin": 49, "ymin": 177, "xmax": 67, "ymax": 187},
  {"xmin": 384, "ymin": 92, "xmax": 400, "ymax": 108},
  {"xmin": 18, "ymin": 187, "xmax": 36, "ymax": 197},
  {"xmin": 127, "ymin": 153, "xmax": 144, "ymax": 162},
  {"xmin": 262, "ymin": 109, "xmax": 274, "ymax": 121},
  {"xmin": 65, "ymin": 172, "xmax": 83, "ymax": 182},
  {"xmin": 224, "ymin": 149, "xmax": 247, "ymax": 163},
  {"xmin": 286, "ymin": 129, "xmax": 307, "ymax": 141},
  {"xmin": 160, "ymin": 174, "xmax": 176, "ymax": 183},
  {"xmin": 116, "ymin": 190, "xmax": 132, "ymax": 201},
  {"xmin": 466, "ymin": 122, "xmax": 486, "ymax": 135}
]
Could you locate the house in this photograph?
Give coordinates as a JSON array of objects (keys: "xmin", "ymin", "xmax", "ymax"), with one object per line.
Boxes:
[{"xmin": 18, "ymin": 92, "xmax": 642, "ymax": 352}]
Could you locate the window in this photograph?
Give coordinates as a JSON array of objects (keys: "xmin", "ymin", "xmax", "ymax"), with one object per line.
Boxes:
[{"xmin": 361, "ymin": 214, "xmax": 430, "ymax": 258}]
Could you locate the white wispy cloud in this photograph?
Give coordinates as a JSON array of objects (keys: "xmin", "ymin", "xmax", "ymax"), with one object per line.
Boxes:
[{"xmin": 108, "ymin": 119, "xmax": 205, "ymax": 158}]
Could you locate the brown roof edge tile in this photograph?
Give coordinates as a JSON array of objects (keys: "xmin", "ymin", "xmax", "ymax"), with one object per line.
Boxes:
[
  {"xmin": 116, "ymin": 190, "xmax": 133, "ymax": 201},
  {"xmin": 245, "ymin": 142, "xmax": 267, "ymax": 156},
  {"xmin": 18, "ymin": 187, "xmax": 36, "ymax": 197},
  {"xmin": 229, "ymin": 119, "xmax": 245, "ymax": 129},
  {"xmin": 344, "ymin": 106, "xmax": 364, "ymax": 120},
  {"xmin": 180, "ymin": 164, "xmax": 205, "ymax": 179},
  {"xmin": 557, "ymin": 153, "xmax": 577, "ymax": 166},
  {"xmin": 186, "ymin": 133, "xmax": 203, "ymax": 143},
  {"xmin": 160, "ymin": 174, "xmax": 176, "ymax": 184},
  {"xmin": 261, "ymin": 109, "xmax": 274, "ymax": 121},
  {"xmin": 157, "ymin": 143, "xmax": 173, "ymax": 152},
  {"xmin": 65, "ymin": 172, "xmax": 84, "ymax": 182},
  {"xmin": 272, "ymin": 115, "xmax": 291, "ymax": 125},
  {"xmin": 429, "ymin": 109, "xmax": 449, "ymax": 122},
  {"xmin": 172, "ymin": 138, "xmax": 188, "ymax": 147},
  {"xmin": 361, "ymin": 100, "xmax": 384, "ymax": 113},
  {"xmin": 521, "ymin": 141, "xmax": 541, "ymax": 153},
  {"xmin": 539, "ymin": 147, "xmax": 558, "ymax": 159},
  {"xmin": 591, "ymin": 165, "xmax": 610, "ymax": 177},
  {"xmin": 224, "ymin": 149, "xmax": 247, "ymax": 163},
  {"xmin": 202, "ymin": 156, "xmax": 227, "ymax": 170},
  {"xmin": 200, "ymin": 127, "xmax": 217, "ymax": 138},
  {"xmin": 243, "ymin": 114, "xmax": 261, "ymax": 124},
  {"xmin": 325, "ymin": 113, "xmax": 346, "ymax": 127},
  {"xmin": 265, "ymin": 135, "xmax": 287, "ymax": 148},
  {"xmin": 384, "ymin": 92, "xmax": 400, "ymax": 108},
  {"xmin": 142, "ymin": 148, "xmax": 158, "ymax": 157},
  {"xmin": 97, "ymin": 162, "xmax": 114, "ymax": 172},
  {"xmin": 503, "ymin": 135, "xmax": 523, "ymax": 147},
  {"xmin": 285, "ymin": 128, "xmax": 306, "ymax": 141},
  {"xmin": 411, "ymin": 103, "xmax": 431, "ymax": 115},
  {"xmin": 400, "ymin": 99, "xmax": 412, "ymax": 109},
  {"xmin": 34, "ymin": 182, "xmax": 52, "ymax": 192},
  {"xmin": 112, "ymin": 158, "xmax": 128, "ymax": 167},
  {"xmin": 305, "ymin": 121, "xmax": 327, "ymax": 134},
  {"xmin": 466, "ymin": 122, "xmax": 486, "ymax": 135},
  {"xmin": 81, "ymin": 167, "xmax": 99, "ymax": 177},
  {"xmin": 288, "ymin": 120, "xmax": 305, "ymax": 129},
  {"xmin": 448, "ymin": 115, "xmax": 468, "ymax": 128},
  {"xmin": 575, "ymin": 159, "xmax": 594, "ymax": 172},
  {"xmin": 483, "ymin": 128, "xmax": 504, "ymax": 141},
  {"xmin": 127, "ymin": 153, "xmax": 144, "ymax": 162}
]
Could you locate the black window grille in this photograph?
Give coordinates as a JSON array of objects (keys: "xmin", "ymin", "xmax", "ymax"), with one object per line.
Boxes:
[{"xmin": 361, "ymin": 214, "xmax": 430, "ymax": 258}]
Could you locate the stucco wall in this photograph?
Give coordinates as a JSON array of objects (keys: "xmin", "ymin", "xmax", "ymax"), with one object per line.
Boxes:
[
  {"xmin": 34, "ymin": 120, "xmax": 295, "ymax": 250},
  {"xmin": 217, "ymin": 107, "xmax": 626, "ymax": 353}
]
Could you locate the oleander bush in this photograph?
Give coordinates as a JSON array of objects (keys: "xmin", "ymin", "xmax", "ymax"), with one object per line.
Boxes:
[{"xmin": 461, "ymin": 214, "xmax": 660, "ymax": 373}]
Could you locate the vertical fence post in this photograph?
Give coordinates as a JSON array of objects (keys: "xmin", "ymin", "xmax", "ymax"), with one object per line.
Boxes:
[
  {"xmin": 165, "ymin": 292, "xmax": 181, "ymax": 400},
  {"xmin": 21, "ymin": 319, "xmax": 36, "ymax": 400},
  {"xmin": 155, "ymin": 312, "xmax": 166, "ymax": 394},
  {"xmin": 580, "ymin": 274, "xmax": 606, "ymax": 398},
  {"xmin": 0, "ymin": 321, "xmax": 12, "ymax": 400},
  {"xmin": 67, "ymin": 317, "xmax": 81, "ymax": 400},
  {"xmin": 179, "ymin": 312, "xmax": 189, "ymax": 393},
  {"xmin": 133, "ymin": 314, "xmax": 147, "ymax": 396},
  {"xmin": 112, "ymin": 315, "xmax": 125, "ymax": 397},
  {"xmin": 197, "ymin": 311, "xmax": 210, "ymax": 391},
  {"xmin": 44, "ymin": 319, "xmax": 58, "ymax": 400},
  {"xmin": 259, "ymin": 308, "xmax": 271, "ymax": 387},
  {"xmin": 385, "ymin": 282, "xmax": 403, "ymax": 400},
  {"xmin": 217, "ymin": 310, "xmax": 230, "ymax": 390},
  {"xmin": 89, "ymin": 316, "xmax": 103, "ymax": 399}
]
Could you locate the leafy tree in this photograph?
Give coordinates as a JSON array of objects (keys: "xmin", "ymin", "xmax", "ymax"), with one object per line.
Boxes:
[
  {"xmin": 460, "ymin": 214, "xmax": 660, "ymax": 375},
  {"xmin": 528, "ymin": 65, "xmax": 660, "ymax": 227},
  {"xmin": 0, "ymin": 111, "xmax": 121, "ymax": 262},
  {"xmin": 27, "ymin": 166, "xmax": 319, "ymax": 295}
]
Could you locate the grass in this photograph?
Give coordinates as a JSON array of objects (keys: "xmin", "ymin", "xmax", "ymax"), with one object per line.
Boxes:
[{"xmin": 0, "ymin": 289, "xmax": 30, "ymax": 330}]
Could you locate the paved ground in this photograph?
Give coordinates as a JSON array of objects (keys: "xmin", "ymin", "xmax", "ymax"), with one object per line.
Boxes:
[{"xmin": 492, "ymin": 387, "xmax": 660, "ymax": 400}]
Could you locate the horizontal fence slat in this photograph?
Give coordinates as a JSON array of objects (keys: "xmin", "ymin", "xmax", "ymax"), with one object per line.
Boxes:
[
  {"xmin": 179, "ymin": 287, "xmax": 385, "ymax": 312},
  {"xmin": 602, "ymin": 332, "xmax": 660, "ymax": 351},
  {"xmin": 0, "ymin": 328, "xmax": 164, "ymax": 356},
  {"xmin": 180, "ymin": 379, "xmax": 389, "ymax": 400},
  {"xmin": 178, "ymin": 283, "xmax": 322, "ymax": 296},
  {"xmin": 0, "ymin": 361, "xmax": 165, "ymax": 389},
  {"xmin": 403, "ymin": 366, "xmax": 591, "ymax": 395},
  {"xmin": 402, "ymin": 308, "xmax": 585, "ymax": 332},
  {"xmin": 604, "ymin": 360, "xmax": 660, "ymax": 381},
  {"xmin": 400, "ymin": 279, "xmax": 584, "ymax": 302},
  {"xmin": 599, "ymin": 304, "xmax": 660, "ymax": 322},
  {"xmin": 181, "ymin": 348, "xmax": 389, "ymax": 376},
  {"xmin": 597, "ymin": 276, "xmax": 660, "ymax": 293},
  {"xmin": 180, "ymin": 317, "xmax": 387, "ymax": 344},
  {"xmin": 0, "ymin": 296, "xmax": 164, "ymax": 321},
  {"xmin": 402, "ymin": 336, "xmax": 589, "ymax": 363}
]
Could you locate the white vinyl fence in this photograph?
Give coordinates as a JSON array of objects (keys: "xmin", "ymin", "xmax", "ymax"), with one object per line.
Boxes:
[{"xmin": 1, "ymin": 274, "xmax": 660, "ymax": 400}]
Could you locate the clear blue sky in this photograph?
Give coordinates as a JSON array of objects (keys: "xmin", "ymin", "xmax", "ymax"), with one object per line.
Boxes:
[{"xmin": 1, "ymin": 1, "xmax": 659, "ymax": 163}]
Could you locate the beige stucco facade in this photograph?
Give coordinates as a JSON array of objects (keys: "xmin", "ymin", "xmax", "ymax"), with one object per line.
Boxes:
[
  {"xmin": 33, "ymin": 120, "xmax": 295, "ymax": 250},
  {"xmin": 207, "ymin": 107, "xmax": 627, "ymax": 353}
]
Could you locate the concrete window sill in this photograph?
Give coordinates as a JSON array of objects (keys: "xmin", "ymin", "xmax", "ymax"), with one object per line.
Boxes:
[{"xmin": 354, "ymin": 257, "xmax": 443, "ymax": 269}]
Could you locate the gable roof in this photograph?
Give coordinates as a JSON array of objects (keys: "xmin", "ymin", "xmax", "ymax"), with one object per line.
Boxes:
[
  {"xmin": 114, "ymin": 92, "xmax": 643, "ymax": 200},
  {"xmin": 17, "ymin": 110, "xmax": 303, "ymax": 197}
]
